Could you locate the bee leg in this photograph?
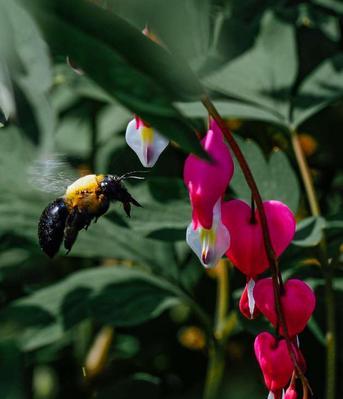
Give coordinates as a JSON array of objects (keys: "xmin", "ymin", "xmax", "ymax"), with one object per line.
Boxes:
[
  {"xmin": 64, "ymin": 209, "xmax": 80, "ymax": 254},
  {"xmin": 129, "ymin": 194, "xmax": 142, "ymax": 208},
  {"xmin": 64, "ymin": 208, "xmax": 93, "ymax": 254},
  {"xmin": 92, "ymin": 196, "xmax": 110, "ymax": 222},
  {"xmin": 123, "ymin": 202, "xmax": 131, "ymax": 217}
]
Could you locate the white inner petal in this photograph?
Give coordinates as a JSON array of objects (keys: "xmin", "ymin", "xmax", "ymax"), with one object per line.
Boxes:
[
  {"xmin": 186, "ymin": 199, "xmax": 230, "ymax": 269},
  {"xmin": 247, "ymin": 278, "xmax": 256, "ymax": 318},
  {"xmin": 267, "ymin": 391, "xmax": 275, "ymax": 399},
  {"xmin": 125, "ymin": 119, "xmax": 168, "ymax": 168}
]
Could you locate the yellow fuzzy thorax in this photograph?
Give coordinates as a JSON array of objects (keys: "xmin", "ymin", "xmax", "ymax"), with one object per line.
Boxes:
[{"xmin": 64, "ymin": 174, "xmax": 105, "ymax": 213}]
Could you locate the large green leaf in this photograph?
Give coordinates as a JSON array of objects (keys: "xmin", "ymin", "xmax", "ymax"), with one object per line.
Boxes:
[
  {"xmin": 1, "ymin": 1, "xmax": 55, "ymax": 147},
  {"xmin": 291, "ymin": 54, "xmax": 343, "ymax": 128},
  {"xmin": 0, "ymin": 267, "xmax": 182, "ymax": 351},
  {"xmin": 176, "ymin": 100, "xmax": 284, "ymax": 126},
  {"xmin": 230, "ymin": 136, "xmax": 300, "ymax": 212},
  {"xmin": 205, "ymin": 10, "xmax": 297, "ymax": 126},
  {"xmin": 20, "ymin": 0, "xmax": 206, "ymax": 157},
  {"xmin": 292, "ymin": 216, "xmax": 326, "ymax": 247},
  {"xmin": 106, "ymin": 0, "xmax": 211, "ymax": 72},
  {"xmin": 0, "ymin": 341, "xmax": 26, "ymax": 399}
]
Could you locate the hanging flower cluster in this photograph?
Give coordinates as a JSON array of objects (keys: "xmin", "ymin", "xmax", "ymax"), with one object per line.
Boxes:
[{"xmin": 183, "ymin": 120, "xmax": 316, "ymax": 398}]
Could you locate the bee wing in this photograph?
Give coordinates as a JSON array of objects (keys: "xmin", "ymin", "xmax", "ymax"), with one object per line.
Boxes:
[{"xmin": 28, "ymin": 154, "xmax": 77, "ymax": 195}]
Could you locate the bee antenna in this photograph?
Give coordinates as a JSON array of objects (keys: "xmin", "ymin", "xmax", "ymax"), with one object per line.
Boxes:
[
  {"xmin": 118, "ymin": 170, "xmax": 149, "ymax": 181},
  {"xmin": 125, "ymin": 176, "xmax": 146, "ymax": 180}
]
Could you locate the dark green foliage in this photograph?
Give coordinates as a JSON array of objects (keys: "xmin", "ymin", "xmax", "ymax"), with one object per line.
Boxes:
[{"xmin": 0, "ymin": 0, "xmax": 342, "ymax": 398}]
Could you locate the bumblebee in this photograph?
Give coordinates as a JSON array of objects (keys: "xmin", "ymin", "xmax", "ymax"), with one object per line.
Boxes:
[{"xmin": 38, "ymin": 172, "xmax": 142, "ymax": 258}]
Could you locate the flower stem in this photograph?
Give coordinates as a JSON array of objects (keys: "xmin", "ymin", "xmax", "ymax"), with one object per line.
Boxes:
[
  {"xmin": 203, "ymin": 260, "xmax": 229, "ymax": 398},
  {"xmin": 290, "ymin": 130, "xmax": 320, "ymax": 216},
  {"xmin": 290, "ymin": 129, "xmax": 336, "ymax": 399},
  {"xmin": 203, "ymin": 341, "xmax": 225, "ymax": 399},
  {"xmin": 214, "ymin": 259, "xmax": 229, "ymax": 339},
  {"xmin": 201, "ymin": 95, "xmax": 309, "ymax": 390}
]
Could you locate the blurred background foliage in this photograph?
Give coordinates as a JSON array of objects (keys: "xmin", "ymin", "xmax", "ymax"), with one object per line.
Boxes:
[{"xmin": 0, "ymin": 0, "xmax": 342, "ymax": 398}]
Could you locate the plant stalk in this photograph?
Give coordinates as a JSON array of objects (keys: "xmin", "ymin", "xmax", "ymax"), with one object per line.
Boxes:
[
  {"xmin": 214, "ymin": 259, "xmax": 229, "ymax": 339},
  {"xmin": 290, "ymin": 129, "xmax": 336, "ymax": 399},
  {"xmin": 290, "ymin": 130, "xmax": 320, "ymax": 216},
  {"xmin": 203, "ymin": 341, "xmax": 225, "ymax": 399},
  {"xmin": 204, "ymin": 260, "xmax": 229, "ymax": 399}
]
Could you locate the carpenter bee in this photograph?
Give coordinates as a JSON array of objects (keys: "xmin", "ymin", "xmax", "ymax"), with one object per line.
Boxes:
[{"xmin": 38, "ymin": 171, "xmax": 144, "ymax": 258}]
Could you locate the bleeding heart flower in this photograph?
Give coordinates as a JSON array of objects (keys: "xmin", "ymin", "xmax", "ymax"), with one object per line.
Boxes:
[
  {"xmin": 284, "ymin": 385, "xmax": 297, "ymax": 399},
  {"xmin": 254, "ymin": 332, "xmax": 294, "ymax": 397},
  {"xmin": 239, "ymin": 279, "xmax": 261, "ymax": 319},
  {"xmin": 125, "ymin": 116, "xmax": 169, "ymax": 168},
  {"xmin": 186, "ymin": 200, "xmax": 230, "ymax": 268},
  {"xmin": 253, "ymin": 278, "xmax": 316, "ymax": 338},
  {"xmin": 184, "ymin": 119, "xmax": 234, "ymax": 230},
  {"xmin": 221, "ymin": 199, "xmax": 296, "ymax": 278}
]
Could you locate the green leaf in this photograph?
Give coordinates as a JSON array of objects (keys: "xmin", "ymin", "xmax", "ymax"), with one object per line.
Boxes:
[
  {"xmin": 311, "ymin": 0, "xmax": 343, "ymax": 16},
  {"xmin": 21, "ymin": 0, "xmax": 206, "ymax": 157},
  {"xmin": 0, "ymin": 341, "xmax": 26, "ymax": 399},
  {"xmin": 230, "ymin": 137, "xmax": 300, "ymax": 212},
  {"xmin": 107, "ymin": 0, "xmax": 211, "ymax": 72},
  {"xmin": 176, "ymin": 100, "xmax": 284, "ymax": 126},
  {"xmin": 0, "ymin": 267, "xmax": 182, "ymax": 351},
  {"xmin": 307, "ymin": 317, "xmax": 326, "ymax": 346},
  {"xmin": 124, "ymin": 178, "xmax": 191, "ymax": 239},
  {"xmin": 292, "ymin": 216, "xmax": 326, "ymax": 247},
  {"xmin": 205, "ymin": 10, "xmax": 297, "ymax": 125},
  {"xmin": 1, "ymin": 1, "xmax": 55, "ymax": 148},
  {"xmin": 292, "ymin": 54, "xmax": 343, "ymax": 128}
]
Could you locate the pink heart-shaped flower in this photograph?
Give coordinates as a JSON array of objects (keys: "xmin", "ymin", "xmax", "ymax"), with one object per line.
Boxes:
[
  {"xmin": 284, "ymin": 385, "xmax": 298, "ymax": 399},
  {"xmin": 221, "ymin": 199, "xmax": 296, "ymax": 278},
  {"xmin": 254, "ymin": 278, "xmax": 316, "ymax": 337},
  {"xmin": 184, "ymin": 120, "xmax": 234, "ymax": 229},
  {"xmin": 254, "ymin": 332, "xmax": 294, "ymax": 394}
]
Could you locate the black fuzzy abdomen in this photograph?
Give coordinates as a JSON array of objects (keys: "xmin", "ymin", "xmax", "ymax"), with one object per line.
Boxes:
[{"xmin": 38, "ymin": 198, "xmax": 69, "ymax": 258}]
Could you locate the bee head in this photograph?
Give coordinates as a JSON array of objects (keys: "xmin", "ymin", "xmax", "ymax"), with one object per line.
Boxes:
[
  {"xmin": 100, "ymin": 173, "xmax": 143, "ymax": 216},
  {"xmin": 99, "ymin": 175, "xmax": 124, "ymax": 198}
]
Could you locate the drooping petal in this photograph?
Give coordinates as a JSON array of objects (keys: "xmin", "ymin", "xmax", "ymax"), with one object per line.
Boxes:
[
  {"xmin": 186, "ymin": 200, "xmax": 230, "ymax": 268},
  {"xmin": 221, "ymin": 199, "xmax": 296, "ymax": 278},
  {"xmin": 239, "ymin": 279, "xmax": 260, "ymax": 319},
  {"xmin": 184, "ymin": 120, "xmax": 234, "ymax": 229},
  {"xmin": 125, "ymin": 118, "xmax": 169, "ymax": 167},
  {"xmin": 253, "ymin": 278, "xmax": 316, "ymax": 338},
  {"xmin": 284, "ymin": 385, "xmax": 297, "ymax": 399},
  {"xmin": 254, "ymin": 332, "xmax": 294, "ymax": 394}
]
